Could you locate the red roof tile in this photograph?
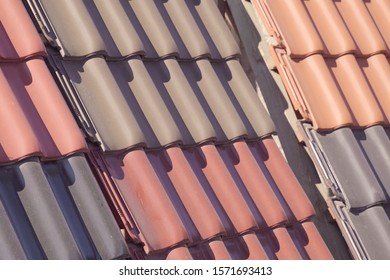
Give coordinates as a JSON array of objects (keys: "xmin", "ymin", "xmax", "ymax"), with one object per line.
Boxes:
[
  {"xmin": 0, "ymin": 59, "xmax": 87, "ymax": 163},
  {"xmin": 0, "ymin": 1, "xmax": 45, "ymax": 60},
  {"xmin": 95, "ymin": 137, "xmax": 327, "ymax": 259}
]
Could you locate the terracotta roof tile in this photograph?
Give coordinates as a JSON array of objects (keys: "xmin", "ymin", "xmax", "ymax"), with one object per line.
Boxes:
[
  {"xmin": 93, "ymin": 138, "xmax": 327, "ymax": 259},
  {"xmin": 258, "ymin": 138, "xmax": 315, "ymax": 220},
  {"xmin": 0, "ymin": 59, "xmax": 87, "ymax": 163},
  {"xmin": 0, "ymin": 0, "xmax": 45, "ymax": 60},
  {"xmin": 256, "ymin": 0, "xmax": 390, "ymax": 130}
]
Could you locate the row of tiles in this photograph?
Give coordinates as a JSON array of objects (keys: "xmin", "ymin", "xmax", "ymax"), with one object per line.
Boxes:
[
  {"xmin": 273, "ymin": 51, "xmax": 390, "ymax": 130},
  {"xmin": 26, "ymin": 0, "xmax": 239, "ymax": 60},
  {"xmin": 331, "ymin": 201, "xmax": 390, "ymax": 260},
  {"xmin": 140, "ymin": 221, "xmax": 331, "ymax": 260},
  {"xmin": 0, "ymin": 58, "xmax": 87, "ymax": 163},
  {"xmin": 254, "ymin": 0, "xmax": 390, "ymax": 130},
  {"xmin": 255, "ymin": 0, "xmax": 390, "ymax": 58},
  {"xmin": 0, "ymin": 153, "xmax": 129, "ymax": 259},
  {"xmin": 0, "ymin": 55, "xmax": 275, "ymax": 160},
  {"xmin": 301, "ymin": 124, "xmax": 390, "ymax": 259},
  {"xmin": 91, "ymin": 137, "xmax": 322, "ymax": 254},
  {"xmin": 302, "ymin": 124, "xmax": 390, "ymax": 210},
  {"xmin": 51, "ymin": 55, "xmax": 275, "ymax": 151}
]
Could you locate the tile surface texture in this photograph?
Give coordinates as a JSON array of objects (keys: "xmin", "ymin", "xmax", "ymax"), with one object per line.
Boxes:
[
  {"xmin": 26, "ymin": 0, "xmax": 333, "ymax": 259},
  {"xmin": 0, "ymin": 0, "xmax": 129, "ymax": 260},
  {"xmin": 253, "ymin": 0, "xmax": 390, "ymax": 259}
]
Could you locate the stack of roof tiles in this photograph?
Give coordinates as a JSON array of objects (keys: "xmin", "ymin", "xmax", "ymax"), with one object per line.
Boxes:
[
  {"xmin": 253, "ymin": 0, "xmax": 390, "ymax": 259},
  {"xmin": 23, "ymin": 0, "xmax": 334, "ymax": 260},
  {"xmin": 0, "ymin": 0, "xmax": 129, "ymax": 259}
]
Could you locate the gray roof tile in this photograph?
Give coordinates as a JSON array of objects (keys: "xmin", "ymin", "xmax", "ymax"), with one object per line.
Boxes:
[
  {"xmin": 333, "ymin": 201, "xmax": 390, "ymax": 259},
  {"xmin": 304, "ymin": 125, "xmax": 390, "ymax": 209},
  {"xmin": 0, "ymin": 154, "xmax": 129, "ymax": 259}
]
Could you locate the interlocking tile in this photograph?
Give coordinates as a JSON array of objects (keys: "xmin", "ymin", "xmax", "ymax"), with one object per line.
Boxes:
[
  {"xmin": 0, "ymin": 0, "xmax": 45, "ymax": 60},
  {"xmin": 0, "ymin": 0, "xmax": 129, "ymax": 260},
  {"xmin": 0, "ymin": 58, "xmax": 87, "ymax": 163},
  {"xmin": 50, "ymin": 56, "xmax": 275, "ymax": 151},
  {"xmin": 254, "ymin": 0, "xmax": 390, "ymax": 130},
  {"xmin": 253, "ymin": 0, "xmax": 390, "ymax": 258},
  {"xmin": 0, "ymin": 154, "xmax": 129, "ymax": 259},
  {"xmin": 302, "ymin": 124, "xmax": 390, "ymax": 209},
  {"xmin": 27, "ymin": 0, "xmax": 333, "ymax": 259},
  {"xmin": 90, "ymin": 137, "xmax": 331, "ymax": 259},
  {"xmin": 28, "ymin": 0, "xmax": 239, "ymax": 60},
  {"xmin": 331, "ymin": 201, "xmax": 390, "ymax": 259}
]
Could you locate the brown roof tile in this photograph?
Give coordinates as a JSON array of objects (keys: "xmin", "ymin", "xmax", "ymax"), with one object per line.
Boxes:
[{"xmin": 29, "ymin": 0, "xmax": 239, "ymax": 60}]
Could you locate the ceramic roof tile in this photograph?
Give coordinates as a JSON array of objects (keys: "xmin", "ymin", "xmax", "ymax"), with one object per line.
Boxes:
[
  {"xmin": 95, "ymin": 138, "xmax": 328, "ymax": 258},
  {"xmin": 147, "ymin": 147, "xmax": 225, "ymax": 241},
  {"xmin": 147, "ymin": 223, "xmax": 332, "ymax": 260},
  {"xmin": 0, "ymin": 154, "xmax": 129, "ymax": 260},
  {"xmin": 257, "ymin": 138, "xmax": 315, "ymax": 221},
  {"xmin": 0, "ymin": 58, "xmax": 87, "ymax": 163},
  {"xmin": 365, "ymin": 0, "xmax": 390, "ymax": 51},
  {"xmin": 259, "ymin": 0, "xmax": 389, "ymax": 57},
  {"xmin": 303, "ymin": 125, "xmax": 390, "ymax": 209},
  {"xmin": 285, "ymin": 53, "xmax": 387, "ymax": 129},
  {"xmin": 104, "ymin": 149, "xmax": 189, "ymax": 252},
  {"xmin": 0, "ymin": 0, "xmax": 45, "ymax": 60},
  {"xmin": 52, "ymin": 56, "xmax": 275, "ymax": 150},
  {"xmin": 300, "ymin": 123, "xmax": 390, "ymax": 258},
  {"xmin": 333, "ymin": 202, "xmax": 390, "ymax": 259},
  {"xmin": 0, "ymin": 198, "xmax": 28, "ymax": 259},
  {"xmin": 28, "ymin": 0, "xmax": 239, "ymax": 60},
  {"xmin": 256, "ymin": 0, "xmax": 390, "ymax": 130}
]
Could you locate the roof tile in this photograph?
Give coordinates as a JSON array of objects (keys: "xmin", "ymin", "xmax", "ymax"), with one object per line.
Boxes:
[
  {"xmin": 0, "ymin": 154, "xmax": 129, "ymax": 259},
  {"xmin": 257, "ymin": 0, "xmax": 390, "ymax": 130},
  {"xmin": 0, "ymin": 59, "xmax": 87, "ymax": 163},
  {"xmin": 29, "ymin": 0, "xmax": 239, "ymax": 60},
  {"xmin": 105, "ymin": 149, "xmax": 189, "ymax": 252},
  {"xmin": 53, "ymin": 56, "xmax": 275, "ymax": 150},
  {"xmin": 304, "ymin": 125, "xmax": 390, "ymax": 209},
  {"xmin": 148, "ymin": 147, "xmax": 225, "ymax": 241},
  {"xmin": 0, "ymin": 0, "xmax": 45, "ymax": 60}
]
